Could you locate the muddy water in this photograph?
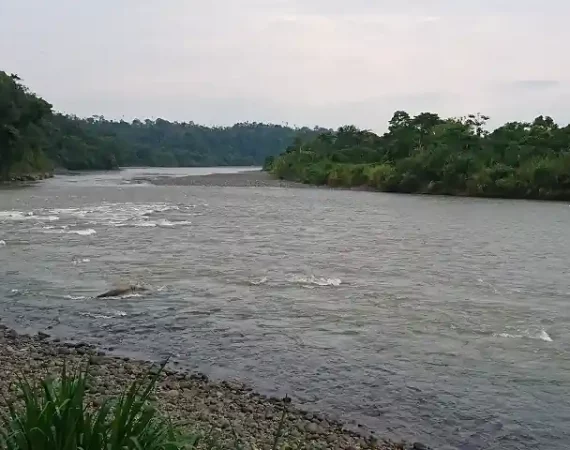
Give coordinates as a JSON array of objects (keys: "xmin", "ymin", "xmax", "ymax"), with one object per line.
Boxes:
[{"xmin": 1, "ymin": 168, "xmax": 569, "ymax": 449}]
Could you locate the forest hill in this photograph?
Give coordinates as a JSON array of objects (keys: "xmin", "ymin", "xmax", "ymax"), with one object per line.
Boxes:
[{"xmin": 0, "ymin": 71, "xmax": 323, "ymax": 179}]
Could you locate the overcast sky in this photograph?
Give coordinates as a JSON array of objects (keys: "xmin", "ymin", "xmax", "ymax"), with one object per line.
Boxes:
[{"xmin": 1, "ymin": 0, "xmax": 568, "ymax": 130}]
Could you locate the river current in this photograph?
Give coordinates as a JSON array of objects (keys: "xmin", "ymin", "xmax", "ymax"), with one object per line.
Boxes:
[{"xmin": 1, "ymin": 167, "xmax": 569, "ymax": 449}]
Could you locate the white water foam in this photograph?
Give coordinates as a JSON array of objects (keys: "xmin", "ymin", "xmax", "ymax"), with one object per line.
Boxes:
[
  {"xmin": 35, "ymin": 215, "xmax": 60, "ymax": 222},
  {"xmin": 80, "ymin": 310, "xmax": 128, "ymax": 320},
  {"xmin": 494, "ymin": 329, "xmax": 553, "ymax": 342},
  {"xmin": 41, "ymin": 228, "xmax": 66, "ymax": 234},
  {"xmin": 0, "ymin": 211, "xmax": 25, "ymax": 221},
  {"xmin": 0, "ymin": 240, "xmax": 5, "ymax": 246},
  {"xmin": 120, "ymin": 293, "xmax": 142, "ymax": 299},
  {"xmin": 68, "ymin": 229, "xmax": 96, "ymax": 236},
  {"xmin": 79, "ymin": 312, "xmax": 113, "ymax": 319},
  {"xmin": 293, "ymin": 275, "xmax": 342, "ymax": 287},
  {"xmin": 249, "ymin": 276, "xmax": 268, "ymax": 286},
  {"xmin": 64, "ymin": 295, "xmax": 87, "ymax": 300},
  {"xmin": 133, "ymin": 222, "xmax": 157, "ymax": 227},
  {"xmin": 0, "ymin": 211, "xmax": 59, "ymax": 222},
  {"xmin": 101, "ymin": 293, "xmax": 143, "ymax": 300}
]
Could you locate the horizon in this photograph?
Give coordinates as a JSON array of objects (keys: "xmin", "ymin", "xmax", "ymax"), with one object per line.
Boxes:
[{"xmin": 1, "ymin": 0, "xmax": 569, "ymax": 131}]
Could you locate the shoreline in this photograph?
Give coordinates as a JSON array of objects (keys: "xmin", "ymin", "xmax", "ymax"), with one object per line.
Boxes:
[
  {"xmin": 145, "ymin": 170, "xmax": 570, "ymax": 202},
  {"xmin": 144, "ymin": 170, "xmax": 313, "ymax": 189},
  {"xmin": 0, "ymin": 325, "xmax": 415, "ymax": 450}
]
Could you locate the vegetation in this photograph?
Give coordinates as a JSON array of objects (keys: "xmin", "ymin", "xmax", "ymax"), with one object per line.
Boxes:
[
  {"xmin": 0, "ymin": 73, "xmax": 53, "ymax": 179},
  {"xmin": 0, "ymin": 364, "xmax": 191, "ymax": 450},
  {"xmin": 0, "ymin": 364, "xmax": 295, "ymax": 450},
  {"xmin": 0, "ymin": 71, "xmax": 323, "ymax": 179},
  {"xmin": 268, "ymin": 111, "xmax": 570, "ymax": 200}
]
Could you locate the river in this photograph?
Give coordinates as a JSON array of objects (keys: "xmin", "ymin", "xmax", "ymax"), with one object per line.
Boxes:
[{"xmin": 1, "ymin": 167, "xmax": 569, "ymax": 450}]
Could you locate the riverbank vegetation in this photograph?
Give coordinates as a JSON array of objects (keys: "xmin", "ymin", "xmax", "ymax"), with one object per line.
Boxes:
[
  {"xmin": 0, "ymin": 363, "xmax": 294, "ymax": 450},
  {"xmin": 266, "ymin": 112, "xmax": 570, "ymax": 200},
  {"xmin": 0, "ymin": 71, "xmax": 323, "ymax": 180}
]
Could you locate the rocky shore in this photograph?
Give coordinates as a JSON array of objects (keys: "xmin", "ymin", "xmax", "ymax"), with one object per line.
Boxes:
[
  {"xmin": 146, "ymin": 171, "xmax": 314, "ymax": 189},
  {"xmin": 1, "ymin": 172, "xmax": 53, "ymax": 182},
  {"xmin": 0, "ymin": 326, "xmax": 420, "ymax": 450}
]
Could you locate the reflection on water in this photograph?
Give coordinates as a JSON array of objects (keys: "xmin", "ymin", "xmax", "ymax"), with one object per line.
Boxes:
[{"xmin": 1, "ymin": 167, "xmax": 570, "ymax": 450}]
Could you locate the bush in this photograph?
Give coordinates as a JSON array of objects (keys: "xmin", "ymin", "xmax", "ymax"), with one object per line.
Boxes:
[
  {"xmin": 0, "ymin": 364, "xmax": 304, "ymax": 450},
  {"xmin": 0, "ymin": 364, "xmax": 198, "ymax": 450}
]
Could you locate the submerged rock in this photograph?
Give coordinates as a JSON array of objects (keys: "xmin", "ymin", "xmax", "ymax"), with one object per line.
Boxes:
[{"xmin": 96, "ymin": 285, "xmax": 148, "ymax": 298}]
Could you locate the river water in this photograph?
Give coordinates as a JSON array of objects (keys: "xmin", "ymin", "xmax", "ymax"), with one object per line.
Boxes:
[{"xmin": 1, "ymin": 167, "xmax": 569, "ymax": 449}]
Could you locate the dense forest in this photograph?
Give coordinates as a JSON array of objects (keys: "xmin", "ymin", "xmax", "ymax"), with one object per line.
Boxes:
[
  {"xmin": 0, "ymin": 71, "xmax": 322, "ymax": 179},
  {"xmin": 266, "ymin": 111, "xmax": 570, "ymax": 200}
]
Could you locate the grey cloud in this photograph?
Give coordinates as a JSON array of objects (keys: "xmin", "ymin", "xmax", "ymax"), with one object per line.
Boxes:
[
  {"xmin": 1, "ymin": 0, "xmax": 570, "ymax": 128},
  {"xmin": 504, "ymin": 80, "xmax": 561, "ymax": 90}
]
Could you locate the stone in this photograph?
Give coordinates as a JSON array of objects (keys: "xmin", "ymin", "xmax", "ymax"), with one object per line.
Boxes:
[
  {"xmin": 165, "ymin": 390, "xmax": 180, "ymax": 400},
  {"xmin": 6, "ymin": 329, "xmax": 18, "ymax": 339},
  {"xmin": 37, "ymin": 331, "xmax": 50, "ymax": 340},
  {"xmin": 89, "ymin": 355, "xmax": 105, "ymax": 365},
  {"xmin": 413, "ymin": 443, "xmax": 431, "ymax": 450},
  {"xmin": 306, "ymin": 422, "xmax": 320, "ymax": 434}
]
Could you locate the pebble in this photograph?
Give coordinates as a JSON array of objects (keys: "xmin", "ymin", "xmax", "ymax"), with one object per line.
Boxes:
[
  {"xmin": 306, "ymin": 422, "xmax": 320, "ymax": 434},
  {"xmin": 0, "ymin": 327, "xmax": 406, "ymax": 450},
  {"xmin": 165, "ymin": 389, "xmax": 180, "ymax": 399},
  {"xmin": 412, "ymin": 443, "xmax": 431, "ymax": 450},
  {"xmin": 37, "ymin": 331, "xmax": 50, "ymax": 340},
  {"xmin": 89, "ymin": 355, "xmax": 105, "ymax": 365}
]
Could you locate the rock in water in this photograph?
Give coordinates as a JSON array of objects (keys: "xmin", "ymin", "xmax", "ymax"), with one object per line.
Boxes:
[{"xmin": 96, "ymin": 285, "xmax": 148, "ymax": 298}]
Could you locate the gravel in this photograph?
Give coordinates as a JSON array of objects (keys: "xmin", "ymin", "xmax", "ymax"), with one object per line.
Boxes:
[
  {"xmin": 0, "ymin": 326, "xmax": 410, "ymax": 449},
  {"xmin": 143, "ymin": 171, "xmax": 314, "ymax": 189}
]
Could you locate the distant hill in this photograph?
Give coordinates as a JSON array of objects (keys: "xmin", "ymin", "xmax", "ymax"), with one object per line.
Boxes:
[{"xmin": 0, "ymin": 70, "xmax": 326, "ymax": 179}]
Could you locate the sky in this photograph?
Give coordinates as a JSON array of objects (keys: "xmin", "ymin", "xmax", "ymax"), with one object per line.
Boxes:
[{"xmin": 1, "ymin": 0, "xmax": 569, "ymax": 131}]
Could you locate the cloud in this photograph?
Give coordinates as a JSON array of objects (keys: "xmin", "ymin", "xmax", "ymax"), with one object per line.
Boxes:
[
  {"xmin": 504, "ymin": 80, "xmax": 561, "ymax": 90},
  {"xmin": 1, "ymin": 0, "xmax": 570, "ymax": 129}
]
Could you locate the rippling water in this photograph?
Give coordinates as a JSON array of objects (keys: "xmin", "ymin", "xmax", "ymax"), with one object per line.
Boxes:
[{"xmin": 1, "ymin": 167, "xmax": 569, "ymax": 449}]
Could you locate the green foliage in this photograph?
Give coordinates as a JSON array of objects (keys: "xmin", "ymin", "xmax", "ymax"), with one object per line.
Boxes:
[
  {"xmin": 0, "ymin": 72, "xmax": 53, "ymax": 178},
  {"xmin": 0, "ymin": 364, "xmax": 323, "ymax": 450},
  {"xmin": 269, "ymin": 111, "xmax": 570, "ymax": 200},
  {"xmin": 0, "ymin": 364, "xmax": 194, "ymax": 450},
  {"xmin": 0, "ymin": 71, "xmax": 325, "ymax": 179}
]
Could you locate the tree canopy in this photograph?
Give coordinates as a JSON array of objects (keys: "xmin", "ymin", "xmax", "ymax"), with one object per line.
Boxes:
[
  {"xmin": 0, "ymin": 71, "xmax": 324, "ymax": 179},
  {"xmin": 267, "ymin": 112, "xmax": 570, "ymax": 200}
]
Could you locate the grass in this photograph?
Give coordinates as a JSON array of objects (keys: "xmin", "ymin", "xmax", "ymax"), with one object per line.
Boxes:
[{"xmin": 0, "ymin": 363, "xmax": 294, "ymax": 450}]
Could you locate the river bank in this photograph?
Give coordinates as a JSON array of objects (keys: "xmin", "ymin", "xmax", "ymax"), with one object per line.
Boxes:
[
  {"xmin": 145, "ymin": 170, "xmax": 310, "ymax": 189},
  {"xmin": 0, "ymin": 325, "xmax": 415, "ymax": 450},
  {"xmin": 0, "ymin": 171, "xmax": 53, "ymax": 183}
]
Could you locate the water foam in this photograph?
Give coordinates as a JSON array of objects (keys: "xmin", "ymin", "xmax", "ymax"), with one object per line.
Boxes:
[
  {"xmin": 0, "ymin": 240, "xmax": 5, "ymax": 246},
  {"xmin": 79, "ymin": 307, "xmax": 128, "ymax": 320},
  {"xmin": 0, "ymin": 211, "xmax": 25, "ymax": 221},
  {"xmin": 68, "ymin": 229, "xmax": 96, "ymax": 236},
  {"xmin": 64, "ymin": 295, "xmax": 87, "ymax": 300},
  {"xmin": 494, "ymin": 329, "xmax": 553, "ymax": 342},
  {"xmin": 72, "ymin": 257, "xmax": 91, "ymax": 265},
  {"xmin": 133, "ymin": 222, "xmax": 157, "ymax": 228},
  {"xmin": 0, "ymin": 211, "xmax": 59, "ymax": 222},
  {"xmin": 293, "ymin": 275, "xmax": 342, "ymax": 287},
  {"xmin": 249, "ymin": 276, "xmax": 268, "ymax": 286}
]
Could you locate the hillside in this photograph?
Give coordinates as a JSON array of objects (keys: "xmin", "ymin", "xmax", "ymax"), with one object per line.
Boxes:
[{"xmin": 0, "ymin": 71, "xmax": 324, "ymax": 179}]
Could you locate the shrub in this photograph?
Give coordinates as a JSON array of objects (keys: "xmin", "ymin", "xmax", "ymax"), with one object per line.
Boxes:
[{"xmin": 0, "ymin": 364, "xmax": 196, "ymax": 450}]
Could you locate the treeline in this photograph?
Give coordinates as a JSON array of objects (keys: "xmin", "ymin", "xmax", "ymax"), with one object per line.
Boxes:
[
  {"xmin": 0, "ymin": 71, "xmax": 323, "ymax": 179},
  {"xmin": 266, "ymin": 111, "xmax": 570, "ymax": 200}
]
